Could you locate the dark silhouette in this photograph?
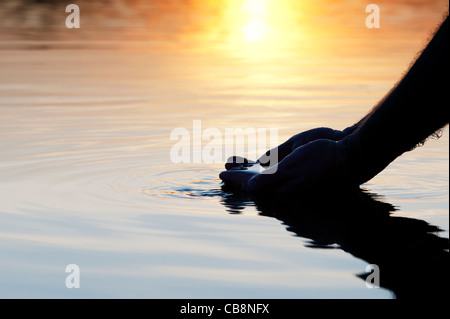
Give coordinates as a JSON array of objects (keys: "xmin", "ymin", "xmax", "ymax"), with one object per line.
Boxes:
[
  {"xmin": 220, "ymin": 188, "xmax": 449, "ymax": 299},
  {"xmin": 220, "ymin": 14, "xmax": 449, "ymax": 192}
]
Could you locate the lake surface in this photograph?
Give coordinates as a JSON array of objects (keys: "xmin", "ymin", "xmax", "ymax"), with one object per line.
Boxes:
[{"xmin": 0, "ymin": 0, "xmax": 448, "ymax": 298}]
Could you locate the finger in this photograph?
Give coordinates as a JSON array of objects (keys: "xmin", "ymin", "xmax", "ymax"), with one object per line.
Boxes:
[
  {"xmin": 259, "ymin": 128, "xmax": 346, "ymax": 167},
  {"xmin": 225, "ymin": 156, "xmax": 257, "ymax": 170},
  {"xmin": 249, "ymin": 144, "xmax": 314, "ymax": 192},
  {"xmin": 246, "ymin": 164, "xmax": 285, "ymax": 192},
  {"xmin": 258, "ymin": 141, "xmax": 292, "ymax": 167},
  {"xmin": 219, "ymin": 170, "xmax": 259, "ymax": 190}
]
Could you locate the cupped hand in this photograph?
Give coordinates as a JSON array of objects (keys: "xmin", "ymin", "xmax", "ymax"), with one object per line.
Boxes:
[
  {"xmin": 257, "ymin": 126, "xmax": 355, "ymax": 167},
  {"xmin": 220, "ymin": 139, "xmax": 354, "ymax": 192}
]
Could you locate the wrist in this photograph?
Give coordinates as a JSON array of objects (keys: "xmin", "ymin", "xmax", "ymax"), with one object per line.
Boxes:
[
  {"xmin": 337, "ymin": 134, "xmax": 366, "ymax": 185},
  {"xmin": 342, "ymin": 124, "xmax": 359, "ymax": 136}
]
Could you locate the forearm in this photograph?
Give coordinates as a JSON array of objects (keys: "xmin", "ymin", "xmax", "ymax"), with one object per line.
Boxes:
[{"xmin": 341, "ymin": 15, "xmax": 449, "ymax": 184}]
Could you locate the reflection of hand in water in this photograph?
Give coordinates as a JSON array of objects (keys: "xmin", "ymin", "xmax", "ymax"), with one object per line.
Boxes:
[{"xmin": 220, "ymin": 189, "xmax": 449, "ymax": 299}]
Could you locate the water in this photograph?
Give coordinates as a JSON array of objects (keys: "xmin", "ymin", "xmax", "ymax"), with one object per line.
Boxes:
[{"xmin": 0, "ymin": 0, "xmax": 448, "ymax": 299}]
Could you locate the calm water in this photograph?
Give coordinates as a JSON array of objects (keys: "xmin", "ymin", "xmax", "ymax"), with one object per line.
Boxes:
[{"xmin": 0, "ymin": 0, "xmax": 448, "ymax": 298}]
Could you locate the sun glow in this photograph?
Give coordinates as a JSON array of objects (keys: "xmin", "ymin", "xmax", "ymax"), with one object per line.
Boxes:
[
  {"xmin": 242, "ymin": 18, "xmax": 268, "ymax": 42},
  {"xmin": 185, "ymin": 0, "xmax": 317, "ymax": 60},
  {"xmin": 217, "ymin": 0, "xmax": 311, "ymax": 55},
  {"xmin": 241, "ymin": 0, "xmax": 270, "ymax": 43}
]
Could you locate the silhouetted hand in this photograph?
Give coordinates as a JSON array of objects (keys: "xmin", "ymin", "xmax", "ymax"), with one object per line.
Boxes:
[
  {"xmin": 257, "ymin": 125, "xmax": 356, "ymax": 167},
  {"xmin": 220, "ymin": 138, "xmax": 355, "ymax": 192},
  {"xmin": 220, "ymin": 124, "xmax": 359, "ymax": 192}
]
